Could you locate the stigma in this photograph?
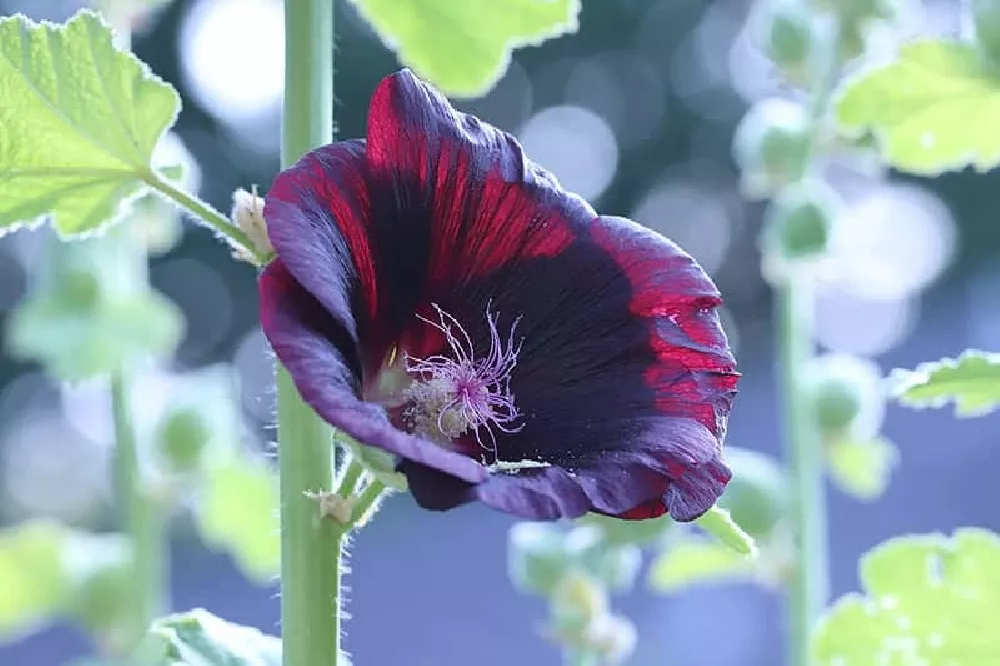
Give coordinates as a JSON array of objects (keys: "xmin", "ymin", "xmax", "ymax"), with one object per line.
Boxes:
[{"xmin": 397, "ymin": 303, "xmax": 525, "ymax": 462}]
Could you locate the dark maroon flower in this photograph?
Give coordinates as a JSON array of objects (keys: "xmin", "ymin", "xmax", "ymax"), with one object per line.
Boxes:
[{"xmin": 258, "ymin": 70, "xmax": 739, "ymax": 522}]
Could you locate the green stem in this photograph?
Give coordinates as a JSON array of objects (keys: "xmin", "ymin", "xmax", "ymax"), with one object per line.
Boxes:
[
  {"xmin": 111, "ymin": 371, "xmax": 166, "ymax": 649},
  {"xmin": 777, "ymin": 277, "xmax": 828, "ymax": 666},
  {"xmin": 349, "ymin": 480, "xmax": 387, "ymax": 524},
  {"xmin": 336, "ymin": 458, "xmax": 365, "ymax": 498},
  {"xmin": 141, "ymin": 170, "xmax": 268, "ymax": 267},
  {"xmin": 278, "ymin": 1, "xmax": 338, "ymax": 666},
  {"xmin": 778, "ymin": 15, "xmax": 843, "ymax": 666}
]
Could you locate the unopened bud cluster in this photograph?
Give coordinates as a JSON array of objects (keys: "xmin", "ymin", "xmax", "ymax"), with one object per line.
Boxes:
[{"xmin": 508, "ymin": 522, "xmax": 643, "ymax": 664}]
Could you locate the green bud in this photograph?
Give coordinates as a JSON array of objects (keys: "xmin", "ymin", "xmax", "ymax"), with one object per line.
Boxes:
[
  {"xmin": 758, "ymin": 0, "xmax": 816, "ymax": 80},
  {"xmin": 566, "ymin": 525, "xmax": 642, "ymax": 593},
  {"xmin": 549, "ymin": 569, "xmax": 609, "ymax": 634},
  {"xmin": 733, "ymin": 99, "xmax": 811, "ymax": 199},
  {"xmin": 508, "ymin": 522, "xmax": 570, "ymax": 595},
  {"xmin": 718, "ymin": 447, "xmax": 789, "ymax": 539},
  {"xmin": 63, "ymin": 535, "xmax": 135, "ymax": 654},
  {"xmin": 761, "ymin": 178, "xmax": 841, "ymax": 260},
  {"xmin": 585, "ymin": 613, "xmax": 638, "ymax": 666},
  {"xmin": 156, "ymin": 406, "xmax": 213, "ymax": 473},
  {"xmin": 54, "ymin": 268, "xmax": 102, "ymax": 311},
  {"xmin": 807, "ymin": 353, "xmax": 886, "ymax": 440}
]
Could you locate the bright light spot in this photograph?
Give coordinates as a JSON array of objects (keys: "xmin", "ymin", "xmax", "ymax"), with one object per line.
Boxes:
[
  {"xmin": 815, "ymin": 286, "xmax": 916, "ymax": 355},
  {"xmin": 179, "ymin": 0, "xmax": 285, "ymax": 126},
  {"xmin": 565, "ymin": 52, "xmax": 668, "ymax": 147},
  {"xmin": 669, "ymin": 1, "xmax": 744, "ymax": 120},
  {"xmin": 1, "ymin": 411, "xmax": 109, "ymax": 524},
  {"xmin": 517, "ymin": 106, "xmax": 618, "ymax": 202},
  {"xmin": 828, "ymin": 185, "xmax": 956, "ymax": 301},
  {"xmin": 632, "ymin": 180, "xmax": 734, "ymax": 274}
]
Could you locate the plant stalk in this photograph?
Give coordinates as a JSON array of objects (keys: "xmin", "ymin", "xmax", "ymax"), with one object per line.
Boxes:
[
  {"xmin": 277, "ymin": 1, "xmax": 340, "ymax": 665},
  {"xmin": 779, "ymin": 14, "xmax": 842, "ymax": 666},
  {"xmin": 111, "ymin": 371, "xmax": 166, "ymax": 649}
]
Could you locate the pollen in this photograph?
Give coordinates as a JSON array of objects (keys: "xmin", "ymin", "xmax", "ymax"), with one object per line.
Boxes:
[{"xmin": 400, "ymin": 303, "xmax": 525, "ymax": 462}]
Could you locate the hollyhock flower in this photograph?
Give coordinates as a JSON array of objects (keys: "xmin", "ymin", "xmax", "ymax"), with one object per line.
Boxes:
[{"xmin": 258, "ymin": 69, "xmax": 739, "ymax": 522}]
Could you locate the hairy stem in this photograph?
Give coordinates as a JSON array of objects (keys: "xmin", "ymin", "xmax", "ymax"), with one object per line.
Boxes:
[
  {"xmin": 277, "ymin": 1, "xmax": 339, "ymax": 665},
  {"xmin": 142, "ymin": 170, "xmax": 268, "ymax": 267}
]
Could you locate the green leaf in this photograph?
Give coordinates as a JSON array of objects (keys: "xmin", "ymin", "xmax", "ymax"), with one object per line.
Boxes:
[
  {"xmin": 648, "ymin": 537, "xmax": 758, "ymax": 593},
  {"xmin": 7, "ymin": 283, "xmax": 183, "ymax": 382},
  {"xmin": 835, "ymin": 39, "xmax": 1000, "ymax": 175},
  {"xmin": 889, "ymin": 350, "xmax": 1000, "ymax": 417},
  {"xmin": 814, "ymin": 528, "xmax": 1000, "ymax": 665},
  {"xmin": 825, "ymin": 435, "xmax": 899, "ymax": 501},
  {"xmin": 144, "ymin": 609, "xmax": 281, "ymax": 666},
  {"xmin": 578, "ymin": 512, "xmax": 674, "ymax": 547},
  {"xmin": 718, "ymin": 447, "xmax": 789, "ymax": 539},
  {"xmin": 694, "ymin": 505, "xmax": 758, "ymax": 556},
  {"xmin": 194, "ymin": 456, "xmax": 280, "ymax": 583},
  {"xmin": 0, "ymin": 10, "xmax": 180, "ymax": 236},
  {"xmin": 0, "ymin": 521, "xmax": 68, "ymax": 641},
  {"xmin": 348, "ymin": 0, "xmax": 580, "ymax": 97}
]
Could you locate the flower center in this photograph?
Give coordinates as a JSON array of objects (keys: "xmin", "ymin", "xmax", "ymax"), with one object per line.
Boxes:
[{"xmin": 394, "ymin": 303, "xmax": 524, "ymax": 463}]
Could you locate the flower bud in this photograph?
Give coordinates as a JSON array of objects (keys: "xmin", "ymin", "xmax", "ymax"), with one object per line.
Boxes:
[
  {"xmin": 805, "ymin": 0, "xmax": 898, "ymax": 23},
  {"xmin": 230, "ymin": 187, "xmax": 274, "ymax": 265},
  {"xmin": 549, "ymin": 569, "xmax": 610, "ymax": 634},
  {"xmin": 761, "ymin": 178, "xmax": 841, "ymax": 261},
  {"xmin": 585, "ymin": 613, "xmax": 638, "ymax": 666},
  {"xmin": 733, "ymin": 99, "xmax": 811, "ymax": 199},
  {"xmin": 757, "ymin": 0, "xmax": 816, "ymax": 81},
  {"xmin": 508, "ymin": 522, "xmax": 570, "ymax": 595},
  {"xmin": 806, "ymin": 353, "xmax": 886, "ymax": 440},
  {"xmin": 566, "ymin": 525, "xmax": 642, "ymax": 593},
  {"xmin": 64, "ymin": 534, "xmax": 135, "ymax": 654},
  {"xmin": 718, "ymin": 447, "xmax": 790, "ymax": 539},
  {"xmin": 155, "ymin": 406, "xmax": 213, "ymax": 473}
]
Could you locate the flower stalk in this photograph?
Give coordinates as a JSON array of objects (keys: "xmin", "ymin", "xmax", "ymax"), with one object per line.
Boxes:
[
  {"xmin": 778, "ymin": 13, "xmax": 843, "ymax": 666},
  {"xmin": 277, "ymin": 1, "xmax": 342, "ymax": 665}
]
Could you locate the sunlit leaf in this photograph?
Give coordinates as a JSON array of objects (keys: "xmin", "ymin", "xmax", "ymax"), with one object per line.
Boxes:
[
  {"xmin": 194, "ymin": 456, "xmax": 280, "ymax": 582},
  {"xmin": 144, "ymin": 609, "xmax": 281, "ymax": 666},
  {"xmin": 348, "ymin": 0, "xmax": 580, "ymax": 97},
  {"xmin": 0, "ymin": 521, "xmax": 68, "ymax": 641},
  {"xmin": 889, "ymin": 350, "xmax": 1000, "ymax": 417},
  {"xmin": 648, "ymin": 537, "xmax": 758, "ymax": 593},
  {"xmin": 814, "ymin": 528, "xmax": 1000, "ymax": 665},
  {"xmin": 825, "ymin": 435, "xmax": 899, "ymax": 501},
  {"xmin": 0, "ymin": 10, "xmax": 180, "ymax": 236},
  {"xmin": 835, "ymin": 39, "xmax": 1000, "ymax": 174}
]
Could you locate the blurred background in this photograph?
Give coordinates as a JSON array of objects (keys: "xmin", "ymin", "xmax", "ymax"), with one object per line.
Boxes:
[{"xmin": 0, "ymin": 0, "xmax": 997, "ymax": 664}]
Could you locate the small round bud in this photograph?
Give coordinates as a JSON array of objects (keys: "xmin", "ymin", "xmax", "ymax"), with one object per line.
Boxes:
[
  {"xmin": 718, "ymin": 447, "xmax": 790, "ymax": 539},
  {"xmin": 549, "ymin": 569, "xmax": 610, "ymax": 634},
  {"xmin": 733, "ymin": 99, "xmax": 811, "ymax": 199},
  {"xmin": 508, "ymin": 522, "xmax": 570, "ymax": 596},
  {"xmin": 566, "ymin": 525, "xmax": 642, "ymax": 593},
  {"xmin": 56, "ymin": 268, "xmax": 102, "ymax": 311},
  {"xmin": 973, "ymin": 0, "xmax": 1000, "ymax": 67},
  {"xmin": 761, "ymin": 178, "xmax": 841, "ymax": 261},
  {"xmin": 230, "ymin": 187, "xmax": 274, "ymax": 266},
  {"xmin": 155, "ymin": 406, "xmax": 213, "ymax": 473},
  {"xmin": 757, "ymin": 0, "xmax": 816, "ymax": 80},
  {"xmin": 807, "ymin": 353, "xmax": 886, "ymax": 440},
  {"xmin": 64, "ymin": 535, "xmax": 135, "ymax": 654},
  {"xmin": 586, "ymin": 613, "xmax": 638, "ymax": 666}
]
